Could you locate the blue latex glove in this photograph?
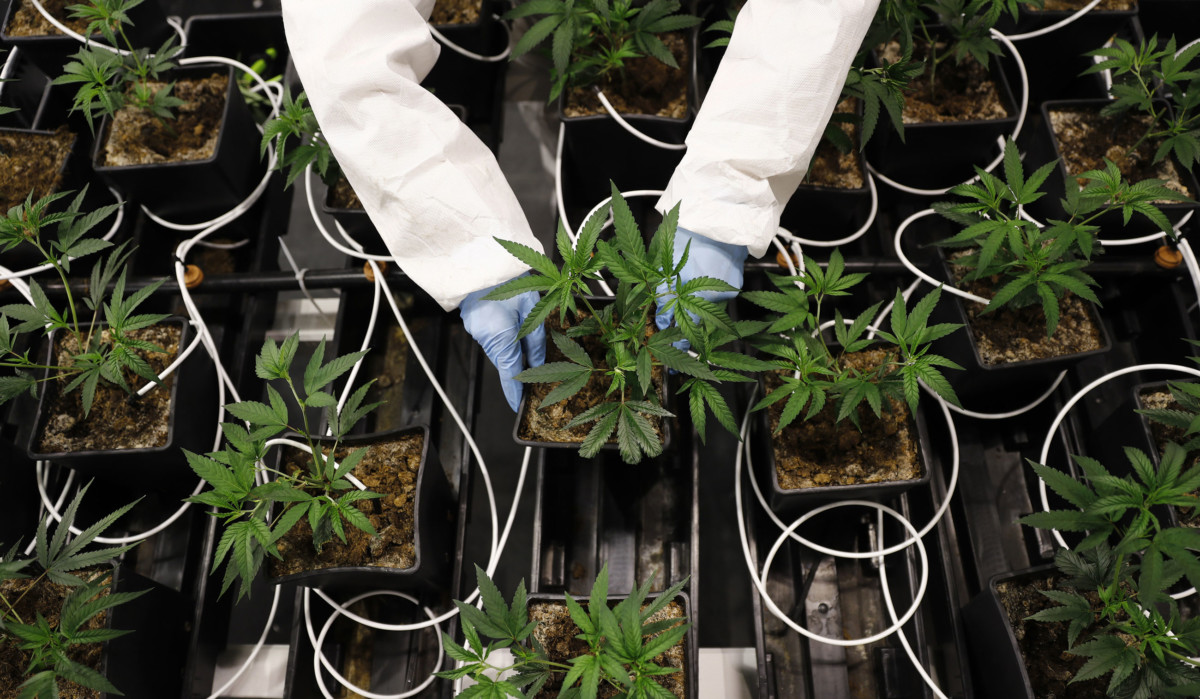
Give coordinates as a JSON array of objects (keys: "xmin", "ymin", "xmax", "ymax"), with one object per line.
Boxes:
[
  {"xmin": 460, "ymin": 275, "xmax": 547, "ymax": 411},
  {"xmin": 655, "ymin": 227, "xmax": 748, "ymax": 342}
]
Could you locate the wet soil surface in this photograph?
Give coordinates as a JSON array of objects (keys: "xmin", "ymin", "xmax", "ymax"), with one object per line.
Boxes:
[
  {"xmin": 6, "ymin": 0, "xmax": 90, "ymax": 36},
  {"xmin": 997, "ymin": 573, "xmax": 1108, "ymax": 699},
  {"xmin": 431, "ymin": 0, "xmax": 482, "ymax": 25},
  {"xmin": 529, "ymin": 600, "xmax": 686, "ymax": 698},
  {"xmin": 268, "ymin": 432, "xmax": 424, "ymax": 578},
  {"xmin": 804, "ymin": 99, "xmax": 864, "ymax": 189},
  {"xmin": 565, "ymin": 32, "xmax": 689, "ymax": 118},
  {"xmin": 0, "ymin": 569, "xmax": 110, "ymax": 699},
  {"xmin": 1049, "ymin": 107, "xmax": 1191, "ymax": 200},
  {"xmin": 327, "ymin": 176, "xmax": 363, "ymax": 210},
  {"xmin": 101, "ymin": 73, "xmax": 228, "ymax": 167},
  {"xmin": 880, "ymin": 41, "xmax": 1008, "ymax": 123},
  {"xmin": 37, "ymin": 324, "xmax": 179, "ymax": 454},
  {"xmin": 764, "ymin": 349, "xmax": 922, "ymax": 490},
  {"xmin": 0, "ymin": 127, "xmax": 74, "ymax": 211},
  {"xmin": 1138, "ymin": 387, "xmax": 1200, "ymax": 525},
  {"xmin": 518, "ymin": 312, "xmax": 665, "ymax": 445}
]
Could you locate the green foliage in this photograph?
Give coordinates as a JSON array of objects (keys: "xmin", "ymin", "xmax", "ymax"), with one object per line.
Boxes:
[
  {"xmin": 0, "ymin": 189, "xmax": 164, "ymax": 416},
  {"xmin": 1137, "ymin": 379, "xmax": 1200, "ymax": 456},
  {"xmin": 0, "ymin": 483, "xmax": 144, "ymax": 698},
  {"xmin": 744, "ymin": 249, "xmax": 961, "ymax": 433},
  {"xmin": 933, "ymin": 138, "xmax": 1187, "ymax": 336},
  {"xmin": 52, "ymin": 0, "xmax": 183, "ymax": 134},
  {"xmin": 843, "ymin": 52, "xmax": 924, "ymax": 148},
  {"xmin": 1021, "ymin": 444, "xmax": 1200, "ymax": 696},
  {"xmin": 486, "ymin": 185, "xmax": 760, "ymax": 463},
  {"xmin": 1084, "ymin": 34, "xmax": 1200, "ymax": 174},
  {"xmin": 260, "ymin": 89, "xmax": 340, "ymax": 190},
  {"xmin": 441, "ymin": 564, "xmax": 690, "ymax": 698},
  {"xmin": 185, "ymin": 333, "xmax": 383, "ymax": 600},
  {"xmin": 505, "ymin": 0, "xmax": 701, "ymax": 102},
  {"xmin": 701, "ymin": 7, "xmax": 736, "ymax": 49}
]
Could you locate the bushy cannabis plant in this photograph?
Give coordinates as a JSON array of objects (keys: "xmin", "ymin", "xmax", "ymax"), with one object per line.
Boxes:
[
  {"xmin": 744, "ymin": 250, "xmax": 962, "ymax": 433},
  {"xmin": 260, "ymin": 89, "xmax": 340, "ymax": 190},
  {"xmin": 52, "ymin": 0, "xmax": 183, "ymax": 134},
  {"xmin": 486, "ymin": 185, "xmax": 767, "ymax": 463},
  {"xmin": 0, "ymin": 189, "xmax": 162, "ymax": 416},
  {"xmin": 1084, "ymin": 34, "xmax": 1200, "ymax": 175},
  {"xmin": 0, "ymin": 483, "xmax": 145, "ymax": 699},
  {"xmin": 1020, "ymin": 444, "xmax": 1200, "ymax": 696},
  {"xmin": 933, "ymin": 138, "xmax": 1189, "ymax": 336},
  {"xmin": 505, "ymin": 0, "xmax": 701, "ymax": 102},
  {"xmin": 184, "ymin": 333, "xmax": 383, "ymax": 599},
  {"xmin": 439, "ymin": 564, "xmax": 689, "ymax": 698}
]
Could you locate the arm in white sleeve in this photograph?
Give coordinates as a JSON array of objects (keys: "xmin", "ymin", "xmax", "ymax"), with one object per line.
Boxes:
[
  {"xmin": 281, "ymin": 0, "xmax": 542, "ymax": 310},
  {"xmin": 656, "ymin": 0, "xmax": 880, "ymax": 258}
]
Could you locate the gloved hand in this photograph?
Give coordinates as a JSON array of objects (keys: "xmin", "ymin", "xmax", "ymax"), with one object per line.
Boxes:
[
  {"xmin": 460, "ymin": 275, "xmax": 547, "ymax": 412},
  {"xmin": 655, "ymin": 227, "xmax": 748, "ymax": 340}
]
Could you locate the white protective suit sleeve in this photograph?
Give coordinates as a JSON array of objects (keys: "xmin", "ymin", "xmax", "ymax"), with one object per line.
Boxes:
[
  {"xmin": 657, "ymin": 0, "xmax": 880, "ymax": 258},
  {"xmin": 281, "ymin": 0, "xmax": 541, "ymax": 311}
]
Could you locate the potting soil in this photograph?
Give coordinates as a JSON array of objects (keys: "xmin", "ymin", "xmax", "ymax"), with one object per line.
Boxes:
[
  {"xmin": 101, "ymin": 73, "xmax": 229, "ymax": 167},
  {"xmin": 268, "ymin": 433, "xmax": 423, "ymax": 577},
  {"xmin": 803, "ymin": 98, "xmax": 864, "ymax": 190},
  {"xmin": 879, "ymin": 41, "xmax": 1009, "ymax": 124},
  {"xmin": 430, "ymin": 0, "xmax": 483, "ymax": 25},
  {"xmin": 1050, "ymin": 107, "xmax": 1192, "ymax": 200},
  {"xmin": 37, "ymin": 324, "xmax": 180, "ymax": 454},
  {"xmin": 327, "ymin": 176, "xmax": 363, "ymax": 210},
  {"xmin": 528, "ymin": 600, "xmax": 686, "ymax": 698},
  {"xmin": 5, "ymin": 0, "xmax": 89, "ymax": 36},
  {"xmin": 564, "ymin": 32, "xmax": 689, "ymax": 119},
  {"xmin": 0, "ymin": 126, "xmax": 74, "ymax": 211}
]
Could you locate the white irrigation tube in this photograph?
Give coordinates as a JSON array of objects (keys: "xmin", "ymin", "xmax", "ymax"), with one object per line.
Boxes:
[
  {"xmin": 1181, "ymin": 238, "xmax": 1200, "ymax": 308},
  {"xmin": 278, "ymin": 235, "xmax": 338, "ymax": 326},
  {"xmin": 1003, "ymin": 0, "xmax": 1104, "ymax": 42},
  {"xmin": 776, "ymin": 174, "xmax": 879, "ymax": 247},
  {"xmin": 594, "ymin": 90, "xmax": 687, "ymax": 151},
  {"xmin": 193, "ymin": 239, "xmax": 251, "ymax": 250},
  {"xmin": 29, "ymin": 0, "xmax": 186, "ymax": 55},
  {"xmin": 0, "ymin": 264, "xmax": 34, "ymax": 303},
  {"xmin": 204, "ymin": 586, "xmax": 281, "ymax": 699},
  {"xmin": 0, "ymin": 46, "xmax": 19, "ymax": 102},
  {"xmin": 429, "ymin": 15, "xmax": 512, "ymax": 63},
  {"xmin": 866, "ymin": 30, "xmax": 1028, "ymax": 197},
  {"xmin": 893, "ymin": 208, "xmax": 989, "ymax": 304},
  {"xmin": 302, "ymin": 167, "xmax": 393, "ymax": 262},
  {"xmin": 0, "ymin": 190, "xmax": 126, "ymax": 283},
  {"xmin": 134, "ymin": 324, "xmax": 205, "ymax": 396}
]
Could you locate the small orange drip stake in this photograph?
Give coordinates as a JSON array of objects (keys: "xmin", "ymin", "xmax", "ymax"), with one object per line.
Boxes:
[
  {"xmin": 1155, "ymin": 245, "xmax": 1183, "ymax": 270},
  {"xmin": 775, "ymin": 249, "xmax": 799, "ymax": 270},
  {"xmin": 364, "ymin": 260, "xmax": 388, "ymax": 282},
  {"xmin": 183, "ymin": 264, "xmax": 204, "ymax": 288}
]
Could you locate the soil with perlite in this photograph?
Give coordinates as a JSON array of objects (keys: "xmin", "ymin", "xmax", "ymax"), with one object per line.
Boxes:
[
  {"xmin": 0, "ymin": 126, "xmax": 74, "ymax": 211},
  {"xmin": 565, "ymin": 32, "xmax": 689, "ymax": 118},
  {"xmin": 879, "ymin": 41, "xmax": 1009, "ymax": 123},
  {"xmin": 1138, "ymin": 387, "xmax": 1200, "ymax": 526},
  {"xmin": 101, "ymin": 73, "xmax": 229, "ymax": 167},
  {"xmin": 804, "ymin": 99, "xmax": 864, "ymax": 189}
]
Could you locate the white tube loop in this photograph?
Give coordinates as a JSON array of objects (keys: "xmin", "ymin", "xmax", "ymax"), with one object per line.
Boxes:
[
  {"xmin": 776, "ymin": 173, "xmax": 879, "ymax": 248},
  {"xmin": 595, "ymin": 90, "xmax": 687, "ymax": 151},
  {"xmin": 302, "ymin": 167, "xmax": 393, "ymax": 261},
  {"xmin": 134, "ymin": 322, "xmax": 204, "ymax": 396},
  {"xmin": 893, "ymin": 208, "xmax": 990, "ymax": 304},
  {"xmin": 429, "ymin": 17, "xmax": 512, "ymax": 63},
  {"xmin": 1003, "ymin": 0, "xmax": 1104, "ymax": 42}
]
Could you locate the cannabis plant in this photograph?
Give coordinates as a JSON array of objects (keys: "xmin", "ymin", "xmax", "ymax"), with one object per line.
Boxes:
[
  {"xmin": 505, "ymin": 0, "xmax": 701, "ymax": 102},
  {"xmin": 486, "ymin": 186, "xmax": 765, "ymax": 463},
  {"xmin": 52, "ymin": 0, "xmax": 183, "ymax": 134},
  {"xmin": 933, "ymin": 138, "xmax": 1189, "ymax": 336},
  {"xmin": 1083, "ymin": 34, "xmax": 1200, "ymax": 174},
  {"xmin": 439, "ymin": 564, "xmax": 689, "ymax": 698},
  {"xmin": 0, "ymin": 189, "xmax": 162, "ymax": 416},
  {"xmin": 1020, "ymin": 444, "xmax": 1200, "ymax": 696},
  {"xmin": 744, "ymin": 250, "xmax": 962, "ymax": 433},
  {"xmin": 260, "ymin": 89, "xmax": 340, "ymax": 190},
  {"xmin": 0, "ymin": 483, "xmax": 145, "ymax": 699},
  {"xmin": 185, "ymin": 333, "xmax": 383, "ymax": 599}
]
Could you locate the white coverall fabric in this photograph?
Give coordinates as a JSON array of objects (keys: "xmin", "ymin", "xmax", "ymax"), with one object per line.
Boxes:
[
  {"xmin": 281, "ymin": 0, "xmax": 539, "ymax": 311},
  {"xmin": 282, "ymin": 0, "xmax": 879, "ymax": 306},
  {"xmin": 656, "ymin": 0, "xmax": 880, "ymax": 258}
]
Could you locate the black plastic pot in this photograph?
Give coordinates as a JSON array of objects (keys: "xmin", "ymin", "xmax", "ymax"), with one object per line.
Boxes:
[
  {"xmin": 0, "ymin": 0, "xmax": 174, "ymax": 77},
  {"xmin": 265, "ymin": 425, "xmax": 454, "ymax": 592},
  {"xmin": 24, "ymin": 316, "xmax": 216, "ymax": 493},
  {"xmin": 91, "ymin": 63, "xmax": 260, "ymax": 224},
  {"xmin": 421, "ymin": 0, "xmax": 508, "ymax": 150},
  {"xmin": 960, "ymin": 564, "xmax": 1058, "ymax": 699},
  {"xmin": 0, "ymin": 125, "xmax": 83, "ymax": 271}
]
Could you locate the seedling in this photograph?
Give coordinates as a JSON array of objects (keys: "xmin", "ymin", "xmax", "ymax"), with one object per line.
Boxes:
[
  {"xmin": 505, "ymin": 0, "xmax": 701, "ymax": 102},
  {"xmin": 260, "ymin": 89, "xmax": 340, "ymax": 190},
  {"xmin": 184, "ymin": 333, "xmax": 383, "ymax": 600},
  {"xmin": 52, "ymin": 0, "xmax": 183, "ymax": 134},
  {"xmin": 933, "ymin": 138, "xmax": 1188, "ymax": 335},
  {"xmin": 744, "ymin": 249, "xmax": 962, "ymax": 433},
  {"xmin": 439, "ymin": 564, "xmax": 690, "ymax": 698},
  {"xmin": 486, "ymin": 186, "xmax": 765, "ymax": 464},
  {"xmin": 0, "ymin": 189, "xmax": 159, "ymax": 416},
  {"xmin": 0, "ymin": 483, "xmax": 145, "ymax": 699},
  {"xmin": 1021, "ymin": 444, "xmax": 1200, "ymax": 695}
]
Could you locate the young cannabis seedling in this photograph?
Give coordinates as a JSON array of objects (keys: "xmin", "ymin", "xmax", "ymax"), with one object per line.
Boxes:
[
  {"xmin": 185, "ymin": 333, "xmax": 383, "ymax": 599},
  {"xmin": 486, "ymin": 185, "xmax": 766, "ymax": 463},
  {"xmin": 0, "ymin": 190, "xmax": 165, "ymax": 417},
  {"xmin": 933, "ymin": 138, "xmax": 1188, "ymax": 336},
  {"xmin": 1084, "ymin": 34, "xmax": 1200, "ymax": 174},
  {"xmin": 1020, "ymin": 444, "xmax": 1200, "ymax": 695},
  {"xmin": 53, "ymin": 0, "xmax": 184, "ymax": 134},
  {"xmin": 505, "ymin": 0, "xmax": 701, "ymax": 102},
  {"xmin": 744, "ymin": 249, "xmax": 962, "ymax": 432},
  {"xmin": 439, "ymin": 564, "xmax": 689, "ymax": 698},
  {"xmin": 0, "ymin": 483, "xmax": 145, "ymax": 699},
  {"xmin": 260, "ymin": 89, "xmax": 340, "ymax": 190}
]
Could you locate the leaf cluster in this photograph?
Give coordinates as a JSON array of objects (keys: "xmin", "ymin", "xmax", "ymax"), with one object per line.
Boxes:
[
  {"xmin": 185, "ymin": 334, "xmax": 383, "ymax": 600},
  {"xmin": 440, "ymin": 564, "xmax": 690, "ymax": 699},
  {"xmin": 260, "ymin": 89, "xmax": 340, "ymax": 189},
  {"xmin": 505, "ymin": 0, "xmax": 700, "ymax": 102},
  {"xmin": 1138, "ymin": 383, "xmax": 1200, "ymax": 456},
  {"xmin": 1021, "ymin": 444, "xmax": 1200, "ymax": 696},
  {"xmin": 744, "ymin": 249, "xmax": 961, "ymax": 434},
  {"xmin": 0, "ymin": 483, "xmax": 145, "ymax": 698},
  {"xmin": 485, "ymin": 185, "xmax": 762, "ymax": 464}
]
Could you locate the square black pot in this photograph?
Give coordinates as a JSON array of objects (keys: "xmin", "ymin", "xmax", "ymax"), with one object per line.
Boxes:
[{"xmin": 961, "ymin": 564, "xmax": 1059, "ymax": 699}]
